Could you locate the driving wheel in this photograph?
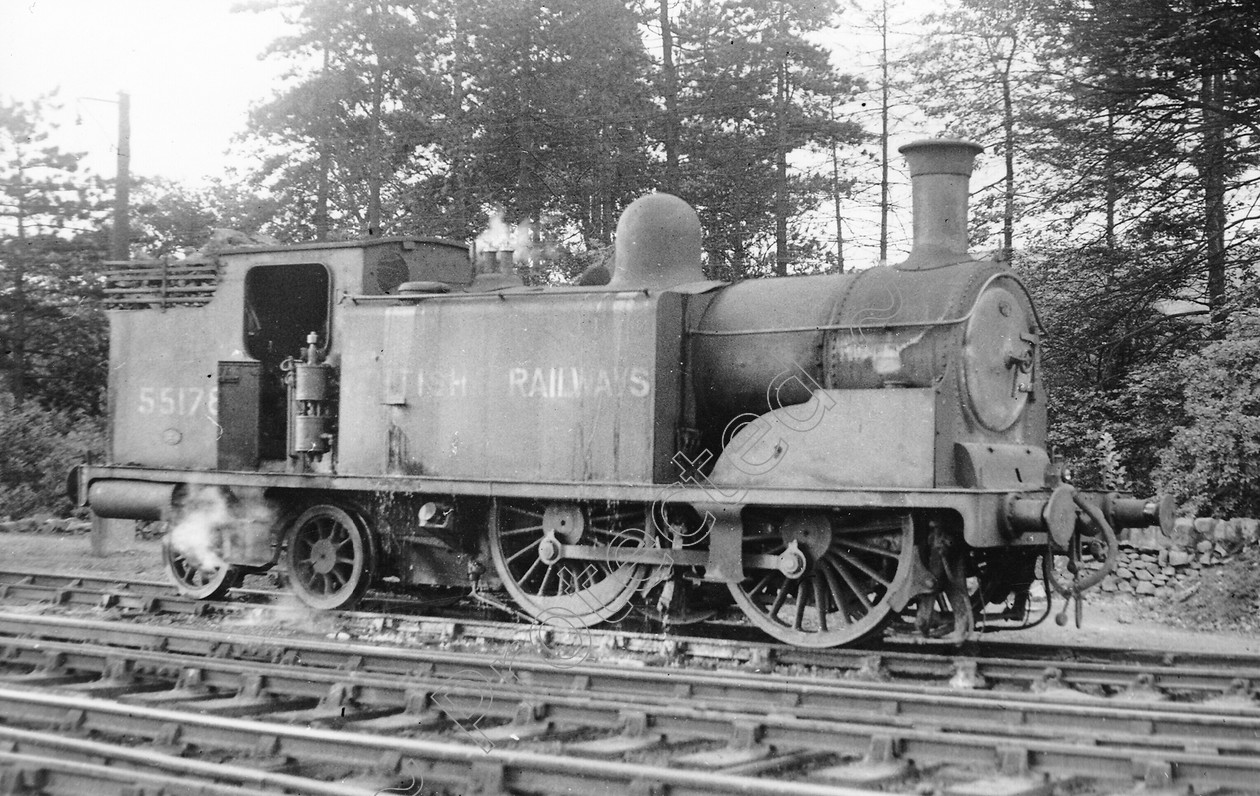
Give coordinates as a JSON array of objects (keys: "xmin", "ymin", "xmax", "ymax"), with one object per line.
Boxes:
[
  {"xmin": 489, "ymin": 499, "xmax": 650, "ymax": 627},
  {"xmin": 729, "ymin": 509, "xmax": 915, "ymax": 647}
]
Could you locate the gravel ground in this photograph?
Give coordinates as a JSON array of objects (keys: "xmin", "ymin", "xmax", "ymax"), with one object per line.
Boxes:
[
  {"xmin": 1001, "ymin": 593, "xmax": 1260, "ymax": 655},
  {"xmin": 2, "ymin": 528, "xmax": 1258, "ymax": 656},
  {"xmin": 0, "ymin": 530, "xmax": 166, "ymax": 581}
]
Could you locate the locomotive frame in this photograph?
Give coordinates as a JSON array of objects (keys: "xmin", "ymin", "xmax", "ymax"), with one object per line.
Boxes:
[{"xmin": 71, "ymin": 139, "xmax": 1171, "ymax": 648}]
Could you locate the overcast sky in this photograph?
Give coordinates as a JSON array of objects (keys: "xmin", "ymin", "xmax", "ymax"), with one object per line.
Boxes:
[{"xmin": 1, "ymin": 0, "xmax": 287, "ymax": 182}]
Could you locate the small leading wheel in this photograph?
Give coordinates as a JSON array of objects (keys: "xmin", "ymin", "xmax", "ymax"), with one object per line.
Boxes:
[
  {"xmin": 729, "ymin": 510, "xmax": 915, "ymax": 648},
  {"xmin": 489, "ymin": 499, "xmax": 650, "ymax": 627},
  {"xmin": 284, "ymin": 504, "xmax": 374, "ymax": 610},
  {"xmin": 162, "ymin": 535, "xmax": 239, "ymax": 600}
]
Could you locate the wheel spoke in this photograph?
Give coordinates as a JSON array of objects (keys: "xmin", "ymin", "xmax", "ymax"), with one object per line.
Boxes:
[
  {"xmin": 539, "ymin": 563, "xmax": 557, "ymax": 595},
  {"xmin": 826, "ymin": 556, "xmax": 874, "ymax": 611},
  {"xmin": 769, "ymin": 580, "xmax": 790, "ymax": 616},
  {"xmin": 821, "ymin": 561, "xmax": 852, "ymax": 625},
  {"xmin": 505, "ymin": 505, "xmax": 545, "ymax": 521},
  {"xmin": 519, "ymin": 558, "xmax": 544, "ymax": 589},
  {"xmin": 836, "ymin": 537, "xmax": 900, "ymax": 559},
  {"xmin": 505, "ymin": 538, "xmax": 543, "ymax": 567},
  {"xmin": 832, "ymin": 549, "xmax": 893, "ymax": 588},
  {"xmin": 498, "ymin": 525, "xmax": 545, "ymax": 537},
  {"xmin": 813, "ymin": 575, "xmax": 829, "ymax": 631},
  {"xmin": 748, "ymin": 572, "xmax": 774, "ymax": 599}
]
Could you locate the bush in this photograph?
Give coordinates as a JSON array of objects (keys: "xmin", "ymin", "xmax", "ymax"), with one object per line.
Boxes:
[
  {"xmin": 1155, "ymin": 336, "xmax": 1260, "ymax": 517},
  {"xmin": 1171, "ymin": 546, "xmax": 1260, "ymax": 632},
  {"xmin": 0, "ymin": 403, "xmax": 103, "ymax": 517}
]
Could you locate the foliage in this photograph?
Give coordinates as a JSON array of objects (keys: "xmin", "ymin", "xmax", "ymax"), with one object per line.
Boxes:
[
  {"xmin": 453, "ymin": 0, "xmax": 658, "ymax": 241},
  {"xmin": 671, "ymin": 0, "xmax": 863, "ymax": 278},
  {"xmin": 907, "ymin": 0, "xmax": 1067, "ymax": 255},
  {"xmin": 5, "ymin": 232, "xmax": 110, "ymax": 415},
  {"xmin": 1095, "ymin": 431, "xmax": 1130, "ymax": 492},
  {"xmin": 130, "ymin": 177, "xmax": 282, "ymax": 258},
  {"xmin": 1033, "ymin": 0, "xmax": 1260, "ymax": 323},
  {"xmin": 0, "ymin": 402, "xmax": 103, "ymax": 517},
  {"xmin": 1154, "ymin": 336, "xmax": 1260, "ymax": 518},
  {"xmin": 237, "ymin": 0, "xmax": 863, "ymax": 278},
  {"xmin": 0, "ymin": 94, "xmax": 111, "ymax": 413},
  {"xmin": 241, "ymin": 0, "xmax": 450, "ymax": 240},
  {"xmin": 1017, "ymin": 241, "xmax": 1199, "ymax": 494}
]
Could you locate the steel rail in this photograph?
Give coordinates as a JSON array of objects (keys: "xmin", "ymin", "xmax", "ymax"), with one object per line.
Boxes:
[
  {"xmin": 3, "ymin": 566, "xmax": 1260, "ymax": 700},
  {"xmin": 0, "ymin": 731, "xmax": 361, "ymax": 795},
  {"xmin": 3, "ymin": 609, "xmax": 1258, "ymax": 727},
  {"xmin": 3, "ymin": 614, "xmax": 1260, "ymax": 790},
  {"xmin": 0, "ymin": 687, "xmax": 887, "ymax": 796}
]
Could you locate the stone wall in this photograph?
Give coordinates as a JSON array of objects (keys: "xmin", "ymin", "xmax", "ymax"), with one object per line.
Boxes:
[{"xmin": 1100, "ymin": 517, "xmax": 1258, "ymax": 597}]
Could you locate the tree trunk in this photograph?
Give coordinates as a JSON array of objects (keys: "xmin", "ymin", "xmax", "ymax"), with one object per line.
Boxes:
[
  {"xmin": 774, "ymin": 7, "xmax": 789, "ymax": 277},
  {"xmin": 831, "ymin": 114, "xmax": 845, "ymax": 274},
  {"xmin": 314, "ymin": 43, "xmax": 332, "ymax": 242},
  {"xmin": 10, "ymin": 169, "xmax": 27, "ymax": 405},
  {"xmin": 366, "ymin": 3, "xmax": 384, "ymax": 237},
  {"xmin": 1200, "ymin": 65, "xmax": 1228, "ymax": 329},
  {"xmin": 659, "ymin": 0, "xmax": 680, "ymax": 193},
  {"xmin": 1104, "ymin": 105, "xmax": 1116, "ymax": 249},
  {"xmin": 366, "ymin": 56, "xmax": 384, "ymax": 237},
  {"xmin": 1000, "ymin": 48, "xmax": 1015, "ymax": 259},
  {"xmin": 449, "ymin": 6, "xmax": 470, "ymax": 235}
]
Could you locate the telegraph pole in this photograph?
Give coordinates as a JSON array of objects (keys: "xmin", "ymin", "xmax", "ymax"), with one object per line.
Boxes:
[
  {"xmin": 878, "ymin": 0, "xmax": 889, "ymax": 266},
  {"xmin": 110, "ymin": 90, "xmax": 131, "ymax": 261}
]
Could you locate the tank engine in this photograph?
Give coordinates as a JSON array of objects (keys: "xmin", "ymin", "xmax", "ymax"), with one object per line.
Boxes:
[{"xmin": 71, "ymin": 139, "xmax": 1171, "ymax": 647}]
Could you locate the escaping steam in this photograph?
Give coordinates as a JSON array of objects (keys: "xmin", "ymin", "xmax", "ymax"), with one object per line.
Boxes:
[
  {"xmin": 474, "ymin": 209, "xmax": 560, "ymax": 269},
  {"xmin": 167, "ymin": 487, "xmax": 275, "ymax": 574}
]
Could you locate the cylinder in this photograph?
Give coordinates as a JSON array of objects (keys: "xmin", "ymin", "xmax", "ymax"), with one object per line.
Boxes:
[
  {"xmin": 293, "ymin": 363, "xmax": 330, "ymax": 402},
  {"xmin": 474, "ymin": 249, "xmax": 498, "ymax": 276},
  {"xmin": 87, "ymin": 480, "xmax": 177, "ymax": 521},
  {"xmin": 293, "ymin": 414, "xmax": 332, "ymax": 454}
]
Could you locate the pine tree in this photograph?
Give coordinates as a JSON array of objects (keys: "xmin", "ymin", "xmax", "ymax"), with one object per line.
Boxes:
[{"xmin": 0, "ymin": 94, "xmax": 108, "ymax": 411}]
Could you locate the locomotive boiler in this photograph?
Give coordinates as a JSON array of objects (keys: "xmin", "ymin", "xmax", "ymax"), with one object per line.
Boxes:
[{"xmin": 71, "ymin": 138, "xmax": 1171, "ymax": 647}]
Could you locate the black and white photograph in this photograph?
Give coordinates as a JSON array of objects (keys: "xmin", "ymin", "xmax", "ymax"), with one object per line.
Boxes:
[{"xmin": 0, "ymin": 0, "xmax": 1258, "ymax": 793}]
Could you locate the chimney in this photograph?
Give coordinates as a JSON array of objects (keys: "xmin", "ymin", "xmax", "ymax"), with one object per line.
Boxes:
[
  {"xmin": 897, "ymin": 138, "xmax": 984, "ymax": 269},
  {"xmin": 469, "ymin": 244, "xmax": 523, "ymax": 291}
]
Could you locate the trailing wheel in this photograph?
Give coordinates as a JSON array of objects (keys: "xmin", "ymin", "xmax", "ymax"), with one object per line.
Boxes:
[
  {"xmin": 162, "ymin": 535, "xmax": 239, "ymax": 600},
  {"xmin": 489, "ymin": 499, "xmax": 650, "ymax": 627},
  {"xmin": 284, "ymin": 504, "xmax": 374, "ymax": 610},
  {"xmin": 729, "ymin": 510, "xmax": 915, "ymax": 647}
]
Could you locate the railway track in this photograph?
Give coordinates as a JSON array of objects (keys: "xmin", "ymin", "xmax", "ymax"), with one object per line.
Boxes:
[
  {"xmin": 2, "ymin": 567, "xmax": 1258, "ymax": 700},
  {"xmin": 3, "ymin": 609, "xmax": 1260, "ymax": 794},
  {"xmin": 0, "ymin": 567, "xmax": 1259, "ymax": 793}
]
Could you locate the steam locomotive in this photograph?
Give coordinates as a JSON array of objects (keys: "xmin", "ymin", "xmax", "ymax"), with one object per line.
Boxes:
[{"xmin": 70, "ymin": 139, "xmax": 1171, "ymax": 647}]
